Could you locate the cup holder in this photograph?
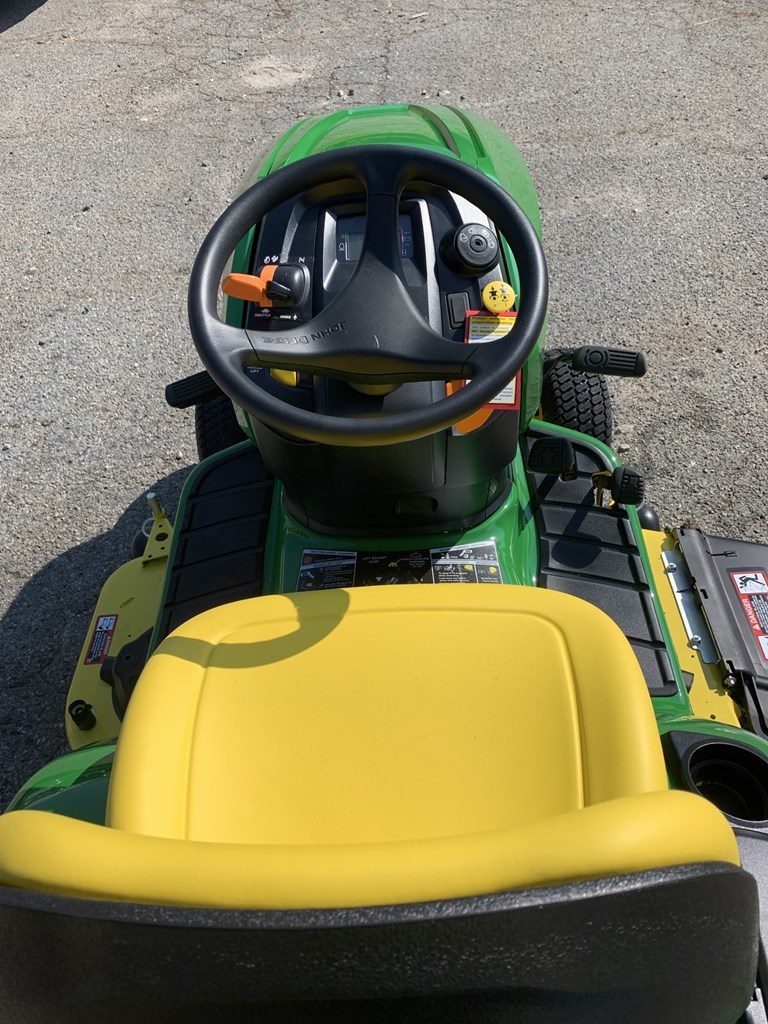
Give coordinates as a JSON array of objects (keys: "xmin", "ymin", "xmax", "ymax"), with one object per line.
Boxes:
[{"xmin": 684, "ymin": 741, "xmax": 768, "ymax": 825}]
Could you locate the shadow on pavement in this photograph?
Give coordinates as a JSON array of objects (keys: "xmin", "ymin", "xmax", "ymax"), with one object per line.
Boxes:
[
  {"xmin": 0, "ymin": 0, "xmax": 48, "ymax": 32},
  {"xmin": 0, "ymin": 466, "xmax": 190, "ymax": 809}
]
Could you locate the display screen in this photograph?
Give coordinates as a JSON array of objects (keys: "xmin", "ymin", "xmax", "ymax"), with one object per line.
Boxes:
[{"xmin": 336, "ymin": 213, "xmax": 414, "ymax": 262}]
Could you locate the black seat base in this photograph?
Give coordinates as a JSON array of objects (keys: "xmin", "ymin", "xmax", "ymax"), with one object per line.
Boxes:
[{"xmin": 0, "ymin": 863, "xmax": 757, "ymax": 1023}]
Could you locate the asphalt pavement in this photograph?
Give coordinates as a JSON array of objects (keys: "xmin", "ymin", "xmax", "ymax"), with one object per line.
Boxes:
[{"xmin": 1, "ymin": 0, "xmax": 766, "ymax": 804}]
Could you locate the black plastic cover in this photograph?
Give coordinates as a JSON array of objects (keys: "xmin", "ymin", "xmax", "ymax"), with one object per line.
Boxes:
[
  {"xmin": 255, "ymin": 405, "xmax": 517, "ymax": 536},
  {"xmin": 110, "ymin": 629, "xmax": 152, "ymax": 719},
  {"xmin": 737, "ymin": 830, "xmax": 768, "ymax": 1003},
  {"xmin": 0, "ymin": 863, "xmax": 756, "ymax": 1023},
  {"xmin": 676, "ymin": 529, "xmax": 768, "ymax": 737}
]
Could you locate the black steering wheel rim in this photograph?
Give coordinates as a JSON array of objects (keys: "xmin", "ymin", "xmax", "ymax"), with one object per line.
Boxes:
[{"xmin": 188, "ymin": 145, "xmax": 548, "ymax": 447}]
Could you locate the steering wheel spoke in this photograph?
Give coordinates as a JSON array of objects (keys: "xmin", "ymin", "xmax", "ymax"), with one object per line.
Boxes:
[
  {"xmin": 356, "ymin": 192, "xmax": 400, "ymax": 271},
  {"xmin": 357, "ymin": 149, "xmax": 408, "ymax": 197},
  {"xmin": 208, "ymin": 322, "xmax": 253, "ymax": 363},
  {"xmin": 459, "ymin": 338, "xmax": 502, "ymax": 378},
  {"xmin": 246, "ymin": 305, "xmax": 470, "ymax": 383}
]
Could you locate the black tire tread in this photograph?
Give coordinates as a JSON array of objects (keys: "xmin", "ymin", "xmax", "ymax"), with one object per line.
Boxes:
[
  {"xmin": 194, "ymin": 395, "xmax": 245, "ymax": 460},
  {"xmin": 540, "ymin": 348, "xmax": 613, "ymax": 445}
]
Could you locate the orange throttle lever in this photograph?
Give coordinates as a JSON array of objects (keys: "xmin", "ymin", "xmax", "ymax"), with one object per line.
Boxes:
[
  {"xmin": 222, "ymin": 263, "xmax": 308, "ymax": 309},
  {"xmin": 221, "ymin": 265, "xmax": 279, "ymax": 307}
]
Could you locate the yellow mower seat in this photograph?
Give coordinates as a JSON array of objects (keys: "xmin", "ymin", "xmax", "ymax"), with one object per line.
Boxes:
[{"xmin": 0, "ymin": 584, "xmax": 738, "ymax": 909}]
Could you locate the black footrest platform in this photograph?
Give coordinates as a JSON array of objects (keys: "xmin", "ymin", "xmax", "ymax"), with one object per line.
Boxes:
[
  {"xmin": 523, "ymin": 428, "xmax": 677, "ymax": 697},
  {"xmin": 156, "ymin": 444, "xmax": 274, "ymax": 643}
]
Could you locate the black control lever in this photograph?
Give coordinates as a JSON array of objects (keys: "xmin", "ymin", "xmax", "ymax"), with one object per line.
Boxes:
[
  {"xmin": 546, "ymin": 346, "xmax": 647, "ymax": 378},
  {"xmin": 592, "ymin": 466, "xmax": 645, "ymax": 507},
  {"xmin": 165, "ymin": 369, "xmax": 222, "ymax": 409},
  {"xmin": 527, "ymin": 436, "xmax": 578, "ymax": 481}
]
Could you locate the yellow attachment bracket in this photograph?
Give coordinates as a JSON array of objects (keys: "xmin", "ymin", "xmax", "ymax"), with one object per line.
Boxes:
[
  {"xmin": 592, "ymin": 470, "xmax": 613, "ymax": 507},
  {"xmin": 141, "ymin": 493, "xmax": 173, "ymax": 565},
  {"xmin": 643, "ymin": 529, "xmax": 741, "ymax": 727}
]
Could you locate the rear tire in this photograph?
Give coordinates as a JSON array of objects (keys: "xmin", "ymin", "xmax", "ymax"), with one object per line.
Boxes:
[
  {"xmin": 540, "ymin": 348, "xmax": 613, "ymax": 445},
  {"xmin": 194, "ymin": 395, "xmax": 245, "ymax": 460}
]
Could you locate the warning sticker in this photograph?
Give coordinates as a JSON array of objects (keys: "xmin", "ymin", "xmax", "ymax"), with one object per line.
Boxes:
[
  {"xmin": 296, "ymin": 541, "xmax": 503, "ymax": 591},
  {"xmin": 464, "ymin": 312, "xmax": 521, "ymax": 409},
  {"xmin": 732, "ymin": 571, "xmax": 768, "ymax": 595},
  {"xmin": 355, "ymin": 550, "xmax": 433, "ymax": 587},
  {"xmin": 84, "ymin": 614, "xmax": 118, "ymax": 665},
  {"xmin": 729, "ymin": 570, "xmax": 768, "ymax": 663},
  {"xmin": 430, "ymin": 541, "xmax": 503, "ymax": 584},
  {"xmin": 296, "ymin": 550, "xmax": 357, "ymax": 591}
]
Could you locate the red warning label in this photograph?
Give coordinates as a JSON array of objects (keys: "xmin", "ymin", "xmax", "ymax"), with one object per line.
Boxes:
[
  {"xmin": 464, "ymin": 312, "xmax": 521, "ymax": 409},
  {"xmin": 729, "ymin": 570, "xmax": 768, "ymax": 663},
  {"xmin": 84, "ymin": 614, "xmax": 118, "ymax": 665}
]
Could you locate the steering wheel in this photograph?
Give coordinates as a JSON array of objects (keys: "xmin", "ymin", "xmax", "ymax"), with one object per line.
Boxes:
[{"xmin": 188, "ymin": 146, "xmax": 548, "ymax": 447}]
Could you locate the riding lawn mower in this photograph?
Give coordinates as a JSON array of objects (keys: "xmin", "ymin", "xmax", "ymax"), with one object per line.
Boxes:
[{"xmin": 2, "ymin": 103, "xmax": 768, "ymax": 1024}]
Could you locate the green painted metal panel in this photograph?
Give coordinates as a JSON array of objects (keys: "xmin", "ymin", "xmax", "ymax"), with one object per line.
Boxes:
[
  {"xmin": 7, "ymin": 744, "xmax": 115, "ymax": 824},
  {"xmin": 263, "ymin": 456, "xmax": 539, "ymax": 597}
]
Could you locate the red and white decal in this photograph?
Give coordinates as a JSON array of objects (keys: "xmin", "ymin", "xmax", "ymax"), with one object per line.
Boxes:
[
  {"xmin": 729, "ymin": 570, "xmax": 768, "ymax": 663},
  {"xmin": 464, "ymin": 311, "xmax": 521, "ymax": 410},
  {"xmin": 84, "ymin": 614, "xmax": 118, "ymax": 665}
]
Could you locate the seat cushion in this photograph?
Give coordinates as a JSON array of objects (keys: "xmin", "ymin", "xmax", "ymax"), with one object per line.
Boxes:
[
  {"xmin": 0, "ymin": 589, "xmax": 741, "ymax": 909},
  {"xmin": 0, "ymin": 586, "xmax": 741, "ymax": 908},
  {"xmin": 107, "ymin": 584, "xmax": 668, "ymax": 845}
]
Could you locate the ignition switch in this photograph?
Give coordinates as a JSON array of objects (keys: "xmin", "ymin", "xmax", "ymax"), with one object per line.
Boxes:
[
  {"xmin": 263, "ymin": 265, "xmax": 308, "ymax": 307},
  {"xmin": 440, "ymin": 222, "xmax": 499, "ymax": 276}
]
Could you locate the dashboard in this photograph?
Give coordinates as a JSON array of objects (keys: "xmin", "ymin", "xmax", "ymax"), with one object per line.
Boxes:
[{"xmin": 243, "ymin": 186, "xmax": 512, "ymax": 345}]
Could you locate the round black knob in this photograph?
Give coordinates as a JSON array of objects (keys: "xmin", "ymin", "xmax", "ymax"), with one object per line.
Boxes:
[
  {"xmin": 440, "ymin": 223, "xmax": 499, "ymax": 276},
  {"xmin": 68, "ymin": 699, "xmax": 97, "ymax": 731}
]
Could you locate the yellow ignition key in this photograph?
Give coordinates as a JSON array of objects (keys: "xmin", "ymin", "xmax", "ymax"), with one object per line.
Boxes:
[{"xmin": 481, "ymin": 280, "xmax": 516, "ymax": 314}]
